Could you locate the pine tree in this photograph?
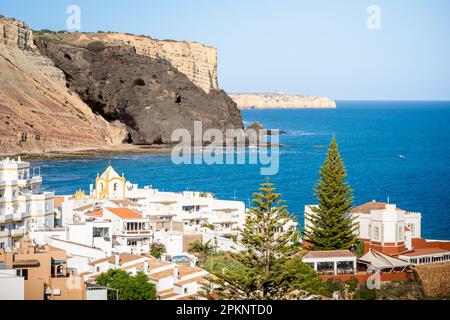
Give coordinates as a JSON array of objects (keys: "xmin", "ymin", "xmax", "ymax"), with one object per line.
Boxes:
[
  {"xmin": 304, "ymin": 137, "xmax": 357, "ymax": 250},
  {"xmin": 207, "ymin": 179, "xmax": 323, "ymax": 300}
]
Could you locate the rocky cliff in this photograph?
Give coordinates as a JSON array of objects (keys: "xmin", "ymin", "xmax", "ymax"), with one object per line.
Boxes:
[
  {"xmin": 35, "ymin": 39, "xmax": 242, "ymax": 144},
  {"xmin": 229, "ymin": 93, "xmax": 337, "ymax": 109},
  {"xmin": 36, "ymin": 32, "xmax": 218, "ymax": 93},
  {"xmin": 0, "ymin": 18, "xmax": 127, "ymax": 155},
  {"xmin": 0, "ymin": 18, "xmax": 242, "ymax": 155}
]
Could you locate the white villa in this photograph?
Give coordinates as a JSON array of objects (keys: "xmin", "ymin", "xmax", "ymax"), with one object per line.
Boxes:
[
  {"xmin": 304, "ymin": 201, "xmax": 450, "ymax": 266},
  {"xmin": 0, "ymin": 157, "xmax": 54, "ymax": 250}
]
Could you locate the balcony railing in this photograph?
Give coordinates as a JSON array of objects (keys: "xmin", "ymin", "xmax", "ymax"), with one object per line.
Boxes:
[
  {"xmin": 0, "ymin": 229, "xmax": 11, "ymax": 237},
  {"xmin": 122, "ymin": 230, "xmax": 152, "ymax": 236},
  {"xmin": 11, "ymin": 227, "xmax": 26, "ymax": 237}
]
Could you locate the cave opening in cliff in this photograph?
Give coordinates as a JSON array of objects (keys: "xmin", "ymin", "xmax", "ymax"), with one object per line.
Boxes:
[{"xmin": 124, "ymin": 133, "xmax": 133, "ymax": 144}]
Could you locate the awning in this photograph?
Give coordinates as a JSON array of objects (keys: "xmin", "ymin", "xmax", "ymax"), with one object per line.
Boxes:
[{"xmin": 358, "ymin": 250, "xmax": 410, "ymax": 269}]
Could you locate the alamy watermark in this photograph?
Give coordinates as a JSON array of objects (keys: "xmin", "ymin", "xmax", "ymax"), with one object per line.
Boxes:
[
  {"xmin": 171, "ymin": 122, "xmax": 280, "ymax": 176},
  {"xmin": 66, "ymin": 4, "xmax": 81, "ymax": 31},
  {"xmin": 367, "ymin": 5, "xmax": 382, "ymax": 30},
  {"xmin": 366, "ymin": 270, "xmax": 381, "ymax": 290}
]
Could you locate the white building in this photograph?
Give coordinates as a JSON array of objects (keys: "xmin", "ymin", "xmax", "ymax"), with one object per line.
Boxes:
[
  {"xmin": 85, "ymin": 252, "xmax": 211, "ymax": 300},
  {"xmin": 0, "ymin": 157, "xmax": 54, "ymax": 250},
  {"xmin": 87, "ymin": 166, "xmax": 246, "ymax": 236},
  {"xmin": 0, "ymin": 268, "xmax": 25, "ymax": 300},
  {"xmin": 52, "ymin": 165, "xmax": 246, "ymax": 257},
  {"xmin": 350, "ymin": 201, "xmax": 422, "ymax": 254},
  {"xmin": 305, "ymin": 201, "xmax": 422, "ymax": 256}
]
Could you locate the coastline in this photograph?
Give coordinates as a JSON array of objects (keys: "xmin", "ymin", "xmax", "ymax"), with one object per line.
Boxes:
[{"xmin": 4, "ymin": 145, "xmax": 174, "ymax": 161}]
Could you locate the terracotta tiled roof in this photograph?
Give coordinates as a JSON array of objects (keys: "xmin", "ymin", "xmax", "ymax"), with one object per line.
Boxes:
[
  {"xmin": 74, "ymin": 204, "xmax": 94, "ymax": 212},
  {"xmin": 86, "ymin": 209, "xmax": 103, "ymax": 217},
  {"xmin": 88, "ymin": 252, "xmax": 144, "ymax": 266},
  {"xmin": 351, "ymin": 202, "xmax": 387, "ymax": 214},
  {"xmin": 176, "ymin": 294, "xmax": 200, "ymax": 300},
  {"xmin": 175, "ymin": 276, "xmax": 209, "ymax": 287},
  {"xmin": 302, "ymin": 250, "xmax": 356, "ymax": 259},
  {"xmin": 177, "ymin": 266, "xmax": 206, "ymax": 279},
  {"xmin": 106, "ymin": 207, "xmax": 142, "ymax": 219},
  {"xmin": 149, "ymin": 269, "xmax": 173, "ymax": 281},
  {"xmin": 351, "ymin": 202, "xmax": 408, "ymax": 214},
  {"xmin": 109, "ymin": 199, "xmax": 137, "ymax": 207},
  {"xmin": 401, "ymin": 248, "xmax": 450, "ymax": 257},
  {"xmin": 159, "ymin": 291, "xmax": 178, "ymax": 300}
]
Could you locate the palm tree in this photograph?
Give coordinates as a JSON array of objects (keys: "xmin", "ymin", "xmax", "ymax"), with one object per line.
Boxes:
[{"xmin": 188, "ymin": 240, "xmax": 214, "ymax": 265}]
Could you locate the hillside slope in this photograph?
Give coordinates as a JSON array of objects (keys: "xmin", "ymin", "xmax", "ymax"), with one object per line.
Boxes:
[{"xmin": 0, "ymin": 18, "xmax": 127, "ymax": 155}]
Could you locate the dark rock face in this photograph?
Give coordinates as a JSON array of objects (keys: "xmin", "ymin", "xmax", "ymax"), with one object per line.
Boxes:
[{"xmin": 35, "ymin": 40, "xmax": 243, "ymax": 145}]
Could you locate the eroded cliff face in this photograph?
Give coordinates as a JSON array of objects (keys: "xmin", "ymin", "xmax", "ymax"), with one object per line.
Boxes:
[
  {"xmin": 1, "ymin": 18, "xmax": 34, "ymax": 50},
  {"xmin": 37, "ymin": 32, "xmax": 218, "ymax": 93},
  {"xmin": 229, "ymin": 93, "xmax": 337, "ymax": 109},
  {"xmin": 0, "ymin": 18, "xmax": 242, "ymax": 155},
  {"xmin": 0, "ymin": 18, "xmax": 127, "ymax": 155},
  {"xmin": 35, "ymin": 35, "xmax": 242, "ymax": 145}
]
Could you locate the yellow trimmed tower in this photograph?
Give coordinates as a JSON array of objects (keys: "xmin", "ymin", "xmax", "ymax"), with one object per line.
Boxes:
[{"xmin": 95, "ymin": 166, "xmax": 126, "ymax": 200}]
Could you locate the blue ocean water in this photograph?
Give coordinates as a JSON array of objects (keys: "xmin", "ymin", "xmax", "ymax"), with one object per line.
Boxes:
[{"xmin": 34, "ymin": 101, "xmax": 450, "ymax": 239}]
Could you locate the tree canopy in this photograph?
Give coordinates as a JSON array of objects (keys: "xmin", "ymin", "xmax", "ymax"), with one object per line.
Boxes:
[
  {"xmin": 304, "ymin": 137, "xmax": 358, "ymax": 250},
  {"xmin": 207, "ymin": 179, "xmax": 323, "ymax": 300},
  {"xmin": 96, "ymin": 269, "xmax": 156, "ymax": 300}
]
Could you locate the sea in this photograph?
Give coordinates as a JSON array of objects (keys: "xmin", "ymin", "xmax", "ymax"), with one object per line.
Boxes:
[{"xmin": 34, "ymin": 101, "xmax": 450, "ymax": 239}]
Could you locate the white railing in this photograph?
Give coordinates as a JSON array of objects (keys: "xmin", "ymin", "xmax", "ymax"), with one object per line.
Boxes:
[
  {"xmin": 0, "ymin": 229, "xmax": 11, "ymax": 237},
  {"xmin": 11, "ymin": 227, "xmax": 26, "ymax": 237},
  {"xmin": 122, "ymin": 230, "xmax": 152, "ymax": 236}
]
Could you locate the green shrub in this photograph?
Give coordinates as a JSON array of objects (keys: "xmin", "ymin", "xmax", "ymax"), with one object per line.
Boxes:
[
  {"xmin": 87, "ymin": 41, "xmax": 105, "ymax": 51},
  {"xmin": 346, "ymin": 277, "xmax": 359, "ymax": 292},
  {"xmin": 150, "ymin": 242, "xmax": 166, "ymax": 259},
  {"xmin": 354, "ymin": 284, "xmax": 376, "ymax": 300},
  {"xmin": 324, "ymin": 278, "xmax": 345, "ymax": 296}
]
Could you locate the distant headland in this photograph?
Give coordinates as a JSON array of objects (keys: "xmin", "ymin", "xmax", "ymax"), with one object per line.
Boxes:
[{"xmin": 229, "ymin": 93, "xmax": 337, "ymax": 110}]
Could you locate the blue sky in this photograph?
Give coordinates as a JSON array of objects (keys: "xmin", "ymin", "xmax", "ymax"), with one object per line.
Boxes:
[{"xmin": 2, "ymin": 0, "xmax": 450, "ymax": 100}]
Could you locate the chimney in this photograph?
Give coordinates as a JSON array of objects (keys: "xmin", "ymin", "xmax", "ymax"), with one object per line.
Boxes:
[
  {"xmin": 143, "ymin": 260, "xmax": 149, "ymax": 274},
  {"xmin": 114, "ymin": 254, "xmax": 120, "ymax": 269}
]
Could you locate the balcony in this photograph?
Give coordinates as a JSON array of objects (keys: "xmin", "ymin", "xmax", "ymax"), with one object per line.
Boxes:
[
  {"xmin": 11, "ymin": 227, "xmax": 26, "ymax": 237},
  {"xmin": 180, "ymin": 211, "xmax": 210, "ymax": 220},
  {"xmin": 121, "ymin": 230, "xmax": 152, "ymax": 237},
  {"xmin": 0, "ymin": 229, "xmax": 11, "ymax": 238}
]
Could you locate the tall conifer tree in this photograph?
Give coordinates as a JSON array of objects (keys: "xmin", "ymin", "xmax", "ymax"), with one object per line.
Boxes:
[
  {"xmin": 304, "ymin": 138, "xmax": 357, "ymax": 250},
  {"xmin": 206, "ymin": 179, "xmax": 323, "ymax": 300}
]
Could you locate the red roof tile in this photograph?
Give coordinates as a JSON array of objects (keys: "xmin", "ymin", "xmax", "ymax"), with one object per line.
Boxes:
[{"xmin": 107, "ymin": 207, "xmax": 142, "ymax": 219}]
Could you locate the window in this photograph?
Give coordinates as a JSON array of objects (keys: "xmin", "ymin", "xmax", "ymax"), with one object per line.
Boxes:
[
  {"xmin": 373, "ymin": 226, "xmax": 380, "ymax": 240},
  {"xmin": 408, "ymin": 223, "xmax": 416, "ymax": 237},
  {"xmin": 93, "ymin": 227, "xmax": 109, "ymax": 238},
  {"xmin": 398, "ymin": 226, "xmax": 404, "ymax": 241},
  {"xmin": 184, "ymin": 288, "xmax": 188, "ymax": 294},
  {"xmin": 337, "ymin": 261, "xmax": 354, "ymax": 275},
  {"xmin": 16, "ymin": 269, "xmax": 28, "ymax": 280},
  {"xmin": 317, "ymin": 262, "xmax": 334, "ymax": 275}
]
